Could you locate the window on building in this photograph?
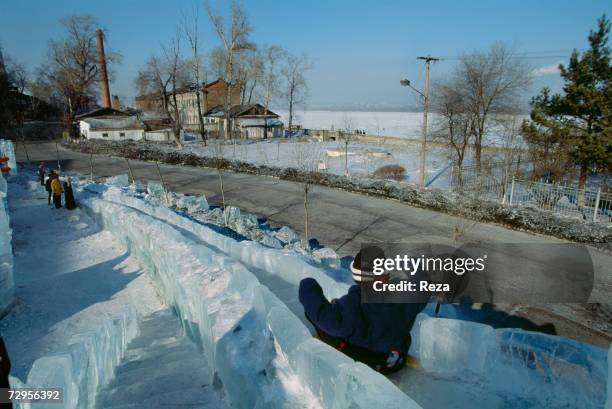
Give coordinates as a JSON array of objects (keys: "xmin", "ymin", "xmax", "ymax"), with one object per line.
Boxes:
[{"xmin": 102, "ymin": 133, "xmax": 109, "ymax": 138}]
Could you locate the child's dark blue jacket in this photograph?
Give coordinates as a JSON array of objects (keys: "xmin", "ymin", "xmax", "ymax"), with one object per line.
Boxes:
[{"xmin": 299, "ymin": 277, "xmax": 426, "ymax": 354}]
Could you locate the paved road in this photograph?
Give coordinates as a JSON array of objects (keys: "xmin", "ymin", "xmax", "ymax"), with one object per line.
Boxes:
[
  {"xmin": 14, "ymin": 142, "xmax": 569, "ymax": 253},
  {"xmin": 14, "ymin": 141, "xmax": 612, "ymax": 345}
]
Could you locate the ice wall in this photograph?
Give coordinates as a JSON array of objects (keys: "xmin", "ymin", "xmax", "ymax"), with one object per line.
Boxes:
[
  {"xmin": 10, "ymin": 305, "xmax": 138, "ymax": 409},
  {"xmin": 0, "ymin": 169, "xmax": 15, "ymax": 316},
  {"xmin": 81, "ymin": 193, "xmax": 422, "ymax": 409},
  {"xmin": 0, "ymin": 139, "xmax": 17, "ymax": 176},
  {"xmin": 410, "ymin": 316, "xmax": 609, "ymax": 409},
  {"xmin": 102, "ymin": 187, "xmax": 349, "ymax": 300},
  {"xmin": 98, "ymin": 186, "xmax": 610, "ymax": 409}
]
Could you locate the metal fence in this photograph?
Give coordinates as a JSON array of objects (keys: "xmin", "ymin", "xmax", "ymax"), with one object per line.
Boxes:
[{"xmin": 450, "ymin": 165, "xmax": 612, "ymax": 225}]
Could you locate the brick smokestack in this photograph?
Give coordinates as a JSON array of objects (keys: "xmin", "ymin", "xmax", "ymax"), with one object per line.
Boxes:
[
  {"xmin": 112, "ymin": 95, "xmax": 120, "ymax": 110},
  {"xmin": 96, "ymin": 29, "xmax": 111, "ymax": 109}
]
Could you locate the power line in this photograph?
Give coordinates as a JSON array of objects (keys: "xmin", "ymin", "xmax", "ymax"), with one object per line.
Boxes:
[{"xmin": 436, "ymin": 49, "xmax": 585, "ymax": 61}]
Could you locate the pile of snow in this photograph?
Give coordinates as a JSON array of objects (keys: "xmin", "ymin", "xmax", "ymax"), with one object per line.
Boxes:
[
  {"xmin": 83, "ymin": 188, "xmax": 420, "ymax": 409},
  {"xmin": 0, "ymin": 139, "xmax": 17, "ymax": 176},
  {"xmin": 10, "ymin": 305, "xmax": 139, "ymax": 409},
  {"xmin": 0, "ymin": 169, "xmax": 14, "ymax": 316}
]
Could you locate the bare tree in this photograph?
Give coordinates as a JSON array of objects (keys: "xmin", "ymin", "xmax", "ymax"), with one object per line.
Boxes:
[
  {"xmin": 497, "ymin": 113, "xmax": 525, "ymax": 202},
  {"xmin": 292, "ymin": 141, "xmax": 323, "ymax": 245},
  {"xmin": 340, "ymin": 112, "xmax": 354, "ymax": 176},
  {"xmin": 281, "ymin": 53, "xmax": 312, "ymax": 134},
  {"xmin": 41, "ymin": 15, "xmax": 121, "ymax": 137},
  {"xmin": 137, "ymin": 34, "xmax": 188, "ymax": 148},
  {"xmin": 210, "ymin": 139, "xmax": 229, "ymax": 226},
  {"xmin": 162, "ymin": 33, "xmax": 188, "ymax": 149},
  {"xmin": 184, "ymin": 7, "xmax": 208, "ymax": 145},
  {"xmin": 432, "ymin": 79, "xmax": 473, "ymax": 174},
  {"xmin": 135, "ymin": 55, "xmax": 172, "ymax": 115},
  {"xmin": 261, "ymin": 45, "xmax": 285, "ymax": 139},
  {"xmin": 236, "ymin": 49, "xmax": 263, "ymax": 104},
  {"xmin": 207, "ymin": 0, "xmax": 254, "ymax": 139},
  {"xmin": 9, "ymin": 61, "xmax": 28, "ymax": 154},
  {"xmin": 455, "ymin": 44, "xmax": 532, "ymax": 173}
]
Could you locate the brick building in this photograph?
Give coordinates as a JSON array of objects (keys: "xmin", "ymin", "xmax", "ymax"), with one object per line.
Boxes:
[{"xmin": 134, "ymin": 78, "xmax": 240, "ymax": 131}]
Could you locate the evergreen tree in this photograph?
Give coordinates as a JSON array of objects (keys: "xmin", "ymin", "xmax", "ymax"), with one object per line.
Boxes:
[{"xmin": 522, "ymin": 15, "xmax": 612, "ymax": 198}]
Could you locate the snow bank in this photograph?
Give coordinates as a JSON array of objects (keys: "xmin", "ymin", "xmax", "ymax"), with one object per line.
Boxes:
[
  {"xmin": 0, "ymin": 139, "xmax": 17, "ymax": 176},
  {"xmin": 82, "ymin": 191, "xmax": 421, "ymax": 409},
  {"xmin": 11, "ymin": 305, "xmax": 138, "ymax": 409},
  {"xmin": 0, "ymin": 169, "xmax": 14, "ymax": 316},
  {"xmin": 97, "ymin": 187, "xmax": 610, "ymax": 408},
  {"xmin": 410, "ymin": 316, "xmax": 609, "ymax": 409}
]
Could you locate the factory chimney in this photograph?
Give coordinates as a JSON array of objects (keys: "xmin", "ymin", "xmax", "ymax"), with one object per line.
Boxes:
[{"xmin": 95, "ymin": 29, "xmax": 112, "ymax": 109}]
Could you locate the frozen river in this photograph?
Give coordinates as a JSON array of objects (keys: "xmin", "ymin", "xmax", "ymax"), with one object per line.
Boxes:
[{"xmin": 274, "ymin": 109, "xmax": 427, "ymax": 138}]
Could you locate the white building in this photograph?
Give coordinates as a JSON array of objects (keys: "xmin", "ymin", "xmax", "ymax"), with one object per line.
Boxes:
[
  {"xmin": 76, "ymin": 107, "xmax": 175, "ymax": 142},
  {"xmin": 79, "ymin": 117, "xmax": 145, "ymax": 141}
]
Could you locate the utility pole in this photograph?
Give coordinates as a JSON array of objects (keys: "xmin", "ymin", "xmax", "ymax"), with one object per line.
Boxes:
[{"xmin": 416, "ymin": 56, "xmax": 438, "ymax": 189}]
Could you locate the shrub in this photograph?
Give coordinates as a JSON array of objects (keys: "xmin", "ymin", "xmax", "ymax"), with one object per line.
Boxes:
[{"xmin": 372, "ymin": 164, "xmax": 406, "ymax": 181}]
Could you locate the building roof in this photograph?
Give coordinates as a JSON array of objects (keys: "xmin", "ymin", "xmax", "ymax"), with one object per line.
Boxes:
[
  {"xmin": 203, "ymin": 78, "xmax": 228, "ymax": 90},
  {"xmin": 135, "ymin": 78, "xmax": 228, "ymax": 100},
  {"xmin": 204, "ymin": 104, "xmax": 280, "ymax": 119},
  {"xmin": 81, "ymin": 117, "xmax": 144, "ymax": 131},
  {"xmin": 237, "ymin": 118, "xmax": 284, "ymax": 127},
  {"xmin": 75, "ymin": 107, "xmax": 131, "ymax": 120}
]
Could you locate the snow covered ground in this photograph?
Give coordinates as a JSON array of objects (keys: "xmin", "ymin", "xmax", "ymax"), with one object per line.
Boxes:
[
  {"xmin": 2, "ymin": 172, "xmax": 233, "ymax": 409},
  {"xmin": 173, "ymin": 139, "xmax": 454, "ymax": 187},
  {"xmin": 0, "ymin": 176, "xmax": 162, "ymax": 379}
]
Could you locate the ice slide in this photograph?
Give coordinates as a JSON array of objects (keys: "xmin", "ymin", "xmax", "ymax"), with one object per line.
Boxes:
[
  {"xmin": 79, "ymin": 187, "xmax": 417, "ymax": 409},
  {"xmin": 90, "ymin": 183, "xmax": 610, "ymax": 409}
]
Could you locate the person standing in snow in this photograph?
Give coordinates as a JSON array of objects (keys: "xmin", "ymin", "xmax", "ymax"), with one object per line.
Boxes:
[
  {"xmin": 63, "ymin": 176, "xmax": 76, "ymax": 210},
  {"xmin": 298, "ymin": 246, "xmax": 426, "ymax": 374},
  {"xmin": 50, "ymin": 173, "xmax": 63, "ymax": 209},
  {"xmin": 45, "ymin": 170, "xmax": 56, "ymax": 205},
  {"xmin": 37, "ymin": 162, "xmax": 45, "ymax": 186}
]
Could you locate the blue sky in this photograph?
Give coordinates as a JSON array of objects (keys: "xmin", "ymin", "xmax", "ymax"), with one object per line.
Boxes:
[{"xmin": 0, "ymin": 0, "xmax": 610, "ymax": 110}]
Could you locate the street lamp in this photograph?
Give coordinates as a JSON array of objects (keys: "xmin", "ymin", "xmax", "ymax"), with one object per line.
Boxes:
[
  {"xmin": 400, "ymin": 79, "xmax": 425, "ymax": 99},
  {"xmin": 401, "ymin": 56, "xmax": 437, "ymax": 189}
]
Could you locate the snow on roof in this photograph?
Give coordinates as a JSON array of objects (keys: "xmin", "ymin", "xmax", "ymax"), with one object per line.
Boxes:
[
  {"xmin": 81, "ymin": 117, "xmax": 144, "ymax": 130},
  {"xmin": 237, "ymin": 118, "xmax": 284, "ymax": 127}
]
